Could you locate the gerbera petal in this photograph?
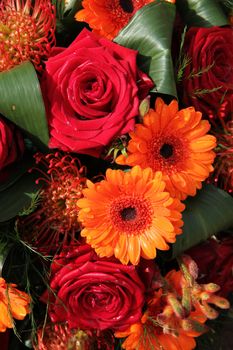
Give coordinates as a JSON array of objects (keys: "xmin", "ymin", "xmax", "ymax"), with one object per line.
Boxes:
[
  {"xmin": 114, "ymin": 234, "xmax": 129, "ymax": 265},
  {"xmin": 187, "ymin": 162, "xmax": 211, "ymax": 179},
  {"xmin": 190, "ymin": 135, "xmax": 216, "ymax": 152},
  {"xmin": 153, "ymin": 217, "xmax": 174, "ymax": 232},
  {"xmin": 146, "ymin": 229, "xmax": 170, "ymax": 250},
  {"xmin": 140, "ymin": 235, "xmax": 156, "ymax": 259}
]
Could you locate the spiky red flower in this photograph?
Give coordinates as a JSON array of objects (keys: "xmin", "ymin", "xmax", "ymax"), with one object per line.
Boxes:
[
  {"xmin": 19, "ymin": 152, "xmax": 87, "ymax": 253},
  {"xmin": 34, "ymin": 323, "xmax": 115, "ymax": 350},
  {"xmin": 35, "ymin": 324, "xmax": 89, "ymax": 350},
  {"xmin": 0, "ymin": 0, "xmax": 56, "ymax": 72},
  {"xmin": 209, "ymin": 107, "xmax": 233, "ymax": 194}
]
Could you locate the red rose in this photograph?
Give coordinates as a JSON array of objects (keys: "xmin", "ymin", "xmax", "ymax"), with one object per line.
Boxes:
[
  {"xmin": 42, "ymin": 29, "xmax": 152, "ymax": 157},
  {"xmin": 45, "ymin": 245, "xmax": 145, "ymax": 330},
  {"xmin": 0, "ymin": 117, "xmax": 24, "ymax": 173},
  {"xmin": 181, "ymin": 26, "xmax": 233, "ymax": 118}
]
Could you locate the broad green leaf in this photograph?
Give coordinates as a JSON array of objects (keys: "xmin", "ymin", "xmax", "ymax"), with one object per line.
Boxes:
[
  {"xmin": 115, "ymin": 1, "xmax": 177, "ymax": 98},
  {"xmin": 0, "ymin": 153, "xmax": 34, "ymax": 192},
  {"xmin": 0, "ymin": 62, "xmax": 49, "ymax": 147},
  {"xmin": 176, "ymin": 0, "xmax": 229, "ymax": 27},
  {"xmin": 171, "ymin": 184, "xmax": 233, "ymax": 258},
  {"xmin": 0, "ymin": 155, "xmax": 40, "ymax": 222}
]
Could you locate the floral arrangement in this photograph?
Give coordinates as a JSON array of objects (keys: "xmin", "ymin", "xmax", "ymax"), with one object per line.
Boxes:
[{"xmin": 0, "ymin": 0, "xmax": 233, "ymax": 349}]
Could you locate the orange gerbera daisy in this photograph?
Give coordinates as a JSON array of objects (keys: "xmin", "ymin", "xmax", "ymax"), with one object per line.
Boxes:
[
  {"xmin": 116, "ymin": 98, "xmax": 216, "ymax": 200},
  {"xmin": 77, "ymin": 166, "xmax": 184, "ymax": 265},
  {"xmin": 0, "ymin": 278, "xmax": 30, "ymax": 332},
  {"xmin": 75, "ymin": 0, "xmax": 154, "ymax": 40}
]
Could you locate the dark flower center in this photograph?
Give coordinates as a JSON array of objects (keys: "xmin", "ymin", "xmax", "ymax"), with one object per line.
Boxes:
[
  {"xmin": 119, "ymin": 0, "xmax": 134, "ymax": 13},
  {"xmin": 160, "ymin": 143, "xmax": 174, "ymax": 159},
  {"xmin": 120, "ymin": 207, "xmax": 137, "ymax": 221}
]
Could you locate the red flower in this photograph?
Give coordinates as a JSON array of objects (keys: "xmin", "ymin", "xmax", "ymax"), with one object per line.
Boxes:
[
  {"xmin": 181, "ymin": 26, "xmax": 233, "ymax": 119},
  {"xmin": 187, "ymin": 236, "xmax": 233, "ymax": 297},
  {"xmin": 0, "ymin": 117, "xmax": 24, "ymax": 173},
  {"xmin": 42, "ymin": 28, "xmax": 153, "ymax": 157},
  {"xmin": 44, "ymin": 244, "xmax": 145, "ymax": 331},
  {"xmin": 0, "ymin": 0, "xmax": 56, "ymax": 72},
  {"xmin": 209, "ymin": 107, "xmax": 233, "ymax": 194},
  {"xmin": 35, "ymin": 323, "xmax": 115, "ymax": 350},
  {"xmin": 19, "ymin": 152, "xmax": 87, "ymax": 253}
]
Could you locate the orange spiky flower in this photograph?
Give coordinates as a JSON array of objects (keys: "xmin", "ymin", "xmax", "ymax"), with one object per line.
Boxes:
[
  {"xmin": 75, "ymin": 0, "xmax": 154, "ymax": 40},
  {"xmin": 78, "ymin": 166, "xmax": 185, "ymax": 265},
  {"xmin": 0, "ymin": 0, "xmax": 56, "ymax": 72},
  {"xmin": 19, "ymin": 152, "xmax": 87, "ymax": 253},
  {"xmin": 116, "ymin": 98, "xmax": 216, "ymax": 200},
  {"xmin": 0, "ymin": 277, "xmax": 30, "ymax": 333}
]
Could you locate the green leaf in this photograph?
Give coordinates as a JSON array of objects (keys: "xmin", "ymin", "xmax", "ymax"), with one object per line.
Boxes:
[
  {"xmin": 0, "ymin": 173, "xmax": 39, "ymax": 223},
  {"xmin": 0, "ymin": 156, "xmax": 40, "ymax": 222},
  {"xmin": 115, "ymin": 1, "xmax": 177, "ymax": 98},
  {"xmin": 53, "ymin": 0, "xmax": 82, "ymax": 20},
  {"xmin": 176, "ymin": 0, "xmax": 229, "ymax": 27},
  {"xmin": 0, "ymin": 153, "xmax": 34, "ymax": 192},
  {"xmin": 53, "ymin": 0, "xmax": 86, "ymax": 46},
  {"xmin": 171, "ymin": 184, "xmax": 233, "ymax": 258},
  {"xmin": 0, "ymin": 62, "xmax": 49, "ymax": 147}
]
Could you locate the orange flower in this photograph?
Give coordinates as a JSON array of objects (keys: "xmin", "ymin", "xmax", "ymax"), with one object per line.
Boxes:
[
  {"xmin": 75, "ymin": 0, "xmax": 154, "ymax": 40},
  {"xmin": 115, "ymin": 273, "xmax": 204, "ymax": 350},
  {"xmin": 116, "ymin": 98, "xmax": 216, "ymax": 200},
  {"xmin": 77, "ymin": 166, "xmax": 184, "ymax": 265},
  {"xmin": 116, "ymin": 255, "xmax": 230, "ymax": 350},
  {"xmin": 0, "ymin": 278, "xmax": 30, "ymax": 332},
  {"xmin": 115, "ymin": 310, "xmax": 197, "ymax": 350}
]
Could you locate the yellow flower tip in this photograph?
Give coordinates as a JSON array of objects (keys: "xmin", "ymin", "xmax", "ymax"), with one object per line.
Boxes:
[{"xmin": 78, "ymin": 165, "xmax": 184, "ymax": 265}]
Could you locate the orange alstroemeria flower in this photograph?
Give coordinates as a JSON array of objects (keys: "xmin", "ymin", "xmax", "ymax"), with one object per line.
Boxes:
[
  {"xmin": 115, "ymin": 311, "xmax": 197, "ymax": 350},
  {"xmin": 0, "ymin": 278, "xmax": 30, "ymax": 332},
  {"xmin": 116, "ymin": 98, "xmax": 216, "ymax": 200}
]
